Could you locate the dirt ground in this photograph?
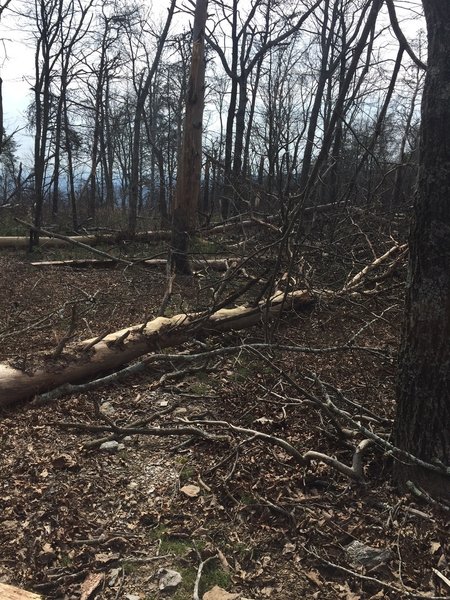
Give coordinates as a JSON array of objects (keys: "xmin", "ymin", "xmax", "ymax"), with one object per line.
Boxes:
[{"xmin": 0, "ymin": 235, "xmax": 449, "ymax": 600}]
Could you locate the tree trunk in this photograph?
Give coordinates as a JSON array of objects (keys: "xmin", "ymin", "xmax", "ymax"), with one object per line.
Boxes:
[
  {"xmin": 170, "ymin": 0, "xmax": 208, "ymax": 274},
  {"xmin": 394, "ymin": 0, "xmax": 450, "ymax": 499}
]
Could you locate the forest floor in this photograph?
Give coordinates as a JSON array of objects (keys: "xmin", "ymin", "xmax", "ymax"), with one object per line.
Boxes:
[{"xmin": 0, "ymin": 222, "xmax": 449, "ymax": 600}]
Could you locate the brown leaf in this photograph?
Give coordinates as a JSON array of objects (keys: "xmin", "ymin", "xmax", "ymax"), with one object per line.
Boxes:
[
  {"xmin": 180, "ymin": 484, "xmax": 201, "ymax": 498},
  {"xmin": 203, "ymin": 585, "xmax": 240, "ymax": 600},
  {"xmin": 305, "ymin": 570, "xmax": 322, "ymax": 586}
]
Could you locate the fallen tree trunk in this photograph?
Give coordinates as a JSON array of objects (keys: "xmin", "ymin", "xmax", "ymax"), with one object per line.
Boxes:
[
  {"xmin": 0, "ymin": 235, "xmax": 99, "ymax": 248},
  {"xmin": 30, "ymin": 258, "xmax": 230, "ymax": 271},
  {"xmin": 0, "ymin": 290, "xmax": 314, "ymax": 406}
]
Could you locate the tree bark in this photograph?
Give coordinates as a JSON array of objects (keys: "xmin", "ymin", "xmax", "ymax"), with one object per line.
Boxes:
[
  {"xmin": 170, "ymin": 0, "xmax": 208, "ymax": 274},
  {"xmin": 394, "ymin": 0, "xmax": 450, "ymax": 498}
]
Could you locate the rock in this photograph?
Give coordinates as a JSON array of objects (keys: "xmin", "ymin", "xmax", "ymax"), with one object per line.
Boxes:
[
  {"xmin": 125, "ymin": 595, "xmax": 141, "ymax": 600},
  {"xmin": 157, "ymin": 568, "xmax": 182, "ymax": 592},
  {"xmin": 101, "ymin": 402, "xmax": 115, "ymax": 416},
  {"xmin": 99, "ymin": 441, "xmax": 119, "ymax": 452},
  {"xmin": 108, "ymin": 568, "xmax": 121, "ymax": 586},
  {"xmin": 345, "ymin": 541, "xmax": 392, "ymax": 570}
]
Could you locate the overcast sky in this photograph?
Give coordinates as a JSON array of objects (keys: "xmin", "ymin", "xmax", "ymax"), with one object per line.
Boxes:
[{"xmin": 0, "ymin": 0, "xmax": 425, "ymax": 163}]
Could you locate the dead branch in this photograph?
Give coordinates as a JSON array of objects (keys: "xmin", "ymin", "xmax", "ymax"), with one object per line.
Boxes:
[
  {"xmin": 304, "ymin": 439, "xmax": 373, "ymax": 481},
  {"xmin": 301, "ymin": 545, "xmax": 450, "ymax": 599},
  {"xmin": 406, "ymin": 481, "xmax": 450, "ymax": 512},
  {"xmin": 55, "ymin": 420, "xmax": 230, "ymax": 443},
  {"xmin": 307, "ymin": 373, "xmax": 450, "ymax": 478},
  {"xmin": 179, "ymin": 418, "xmax": 308, "ymax": 465},
  {"xmin": 52, "ymin": 304, "xmax": 78, "ymax": 358},
  {"xmin": 193, "ymin": 554, "xmax": 218, "ymax": 600},
  {"xmin": 342, "ymin": 243, "xmax": 407, "ymax": 293},
  {"xmin": 83, "ymin": 402, "xmax": 179, "ymax": 449}
]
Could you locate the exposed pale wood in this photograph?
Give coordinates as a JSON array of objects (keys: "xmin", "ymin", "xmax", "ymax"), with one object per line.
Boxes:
[
  {"xmin": 31, "ymin": 258, "xmax": 120, "ymax": 268},
  {"xmin": 0, "ymin": 290, "xmax": 314, "ymax": 406},
  {"xmin": 0, "ymin": 583, "xmax": 42, "ymax": 600}
]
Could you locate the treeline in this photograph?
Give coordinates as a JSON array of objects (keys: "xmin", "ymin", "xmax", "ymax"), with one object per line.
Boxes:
[{"xmin": 0, "ymin": 0, "xmax": 424, "ymax": 233}]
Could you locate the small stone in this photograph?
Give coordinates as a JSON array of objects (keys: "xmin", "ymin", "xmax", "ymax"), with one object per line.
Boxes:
[
  {"xmin": 345, "ymin": 541, "xmax": 392, "ymax": 570},
  {"xmin": 108, "ymin": 567, "xmax": 121, "ymax": 586},
  {"xmin": 125, "ymin": 595, "xmax": 141, "ymax": 600},
  {"xmin": 101, "ymin": 401, "xmax": 116, "ymax": 416},
  {"xmin": 157, "ymin": 568, "xmax": 182, "ymax": 591},
  {"xmin": 99, "ymin": 441, "xmax": 119, "ymax": 452}
]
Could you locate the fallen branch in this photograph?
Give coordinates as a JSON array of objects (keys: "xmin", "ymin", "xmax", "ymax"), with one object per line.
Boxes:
[
  {"xmin": 14, "ymin": 218, "xmax": 134, "ymax": 266},
  {"xmin": 302, "ymin": 545, "xmax": 450, "ymax": 599},
  {"xmin": 30, "ymin": 341, "xmax": 390, "ymax": 406},
  {"xmin": 193, "ymin": 554, "xmax": 218, "ymax": 600},
  {"xmin": 55, "ymin": 420, "xmax": 230, "ymax": 443},
  {"xmin": 29, "ymin": 257, "xmax": 231, "ymax": 272}
]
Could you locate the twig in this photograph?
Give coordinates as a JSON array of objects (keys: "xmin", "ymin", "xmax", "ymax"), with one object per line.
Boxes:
[
  {"xmin": 82, "ymin": 329, "xmax": 111, "ymax": 352},
  {"xmin": 406, "ymin": 481, "xmax": 450, "ymax": 512},
  {"xmin": 54, "ymin": 420, "xmax": 230, "ymax": 443},
  {"xmin": 113, "ymin": 567, "xmax": 125, "ymax": 600},
  {"xmin": 52, "ymin": 304, "xmax": 78, "ymax": 358},
  {"xmin": 303, "ymin": 545, "xmax": 450, "ymax": 599},
  {"xmin": 433, "ymin": 568, "xmax": 450, "ymax": 590},
  {"xmin": 193, "ymin": 554, "xmax": 217, "ymax": 600},
  {"xmin": 119, "ymin": 554, "xmax": 172, "ymax": 564},
  {"xmin": 84, "ymin": 402, "xmax": 179, "ymax": 449}
]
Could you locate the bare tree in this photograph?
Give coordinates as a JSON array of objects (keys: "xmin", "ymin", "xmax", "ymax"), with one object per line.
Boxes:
[
  {"xmin": 170, "ymin": 0, "xmax": 208, "ymax": 274},
  {"xmin": 127, "ymin": 0, "xmax": 176, "ymax": 237}
]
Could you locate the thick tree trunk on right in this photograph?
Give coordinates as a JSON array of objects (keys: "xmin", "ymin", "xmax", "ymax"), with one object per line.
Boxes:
[{"xmin": 394, "ymin": 0, "xmax": 450, "ymax": 498}]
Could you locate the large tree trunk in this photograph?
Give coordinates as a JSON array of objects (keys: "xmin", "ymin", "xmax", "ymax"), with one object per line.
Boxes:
[
  {"xmin": 394, "ymin": 0, "xmax": 450, "ymax": 498},
  {"xmin": 170, "ymin": 0, "xmax": 208, "ymax": 274},
  {"xmin": 0, "ymin": 290, "xmax": 313, "ymax": 406}
]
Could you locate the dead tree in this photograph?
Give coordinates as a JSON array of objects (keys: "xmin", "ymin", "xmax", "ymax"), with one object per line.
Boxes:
[{"xmin": 170, "ymin": 0, "xmax": 208, "ymax": 274}]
